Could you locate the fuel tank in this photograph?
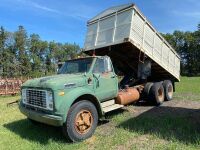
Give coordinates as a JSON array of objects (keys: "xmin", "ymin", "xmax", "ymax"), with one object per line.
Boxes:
[{"xmin": 116, "ymin": 87, "xmax": 140, "ymax": 105}]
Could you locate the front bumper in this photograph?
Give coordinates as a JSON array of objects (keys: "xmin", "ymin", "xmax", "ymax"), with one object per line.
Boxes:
[{"xmin": 19, "ymin": 104, "xmax": 64, "ymax": 126}]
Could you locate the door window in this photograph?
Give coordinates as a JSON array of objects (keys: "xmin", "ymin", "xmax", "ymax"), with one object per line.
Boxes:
[{"xmin": 93, "ymin": 57, "xmax": 113, "ymax": 73}]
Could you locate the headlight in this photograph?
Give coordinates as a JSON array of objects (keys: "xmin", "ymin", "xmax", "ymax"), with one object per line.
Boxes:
[
  {"xmin": 21, "ymin": 89, "xmax": 26, "ymax": 103},
  {"xmin": 47, "ymin": 90, "xmax": 53, "ymax": 109},
  {"xmin": 47, "ymin": 91, "xmax": 53, "ymax": 102}
]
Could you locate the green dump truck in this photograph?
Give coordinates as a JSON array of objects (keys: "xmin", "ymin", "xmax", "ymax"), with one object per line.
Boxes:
[{"xmin": 19, "ymin": 3, "xmax": 180, "ymax": 142}]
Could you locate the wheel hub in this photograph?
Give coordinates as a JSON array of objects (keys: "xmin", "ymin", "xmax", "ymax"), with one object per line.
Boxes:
[
  {"xmin": 75, "ymin": 110, "xmax": 93, "ymax": 134},
  {"xmin": 158, "ymin": 88, "xmax": 164, "ymax": 101}
]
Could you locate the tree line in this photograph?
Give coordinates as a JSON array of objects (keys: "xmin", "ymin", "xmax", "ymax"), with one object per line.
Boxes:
[
  {"xmin": 0, "ymin": 26, "xmax": 81, "ymax": 77},
  {"xmin": 0, "ymin": 24, "xmax": 199, "ymax": 78},
  {"xmin": 162, "ymin": 24, "xmax": 200, "ymax": 76}
]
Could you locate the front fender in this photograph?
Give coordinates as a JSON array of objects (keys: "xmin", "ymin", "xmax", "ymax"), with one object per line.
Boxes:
[{"xmin": 54, "ymin": 87, "xmax": 102, "ymax": 123}]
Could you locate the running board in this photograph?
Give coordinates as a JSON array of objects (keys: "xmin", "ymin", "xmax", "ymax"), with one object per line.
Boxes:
[{"xmin": 101, "ymin": 100, "xmax": 124, "ymax": 113}]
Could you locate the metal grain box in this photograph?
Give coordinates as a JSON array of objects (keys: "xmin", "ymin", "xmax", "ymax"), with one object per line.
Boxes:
[{"xmin": 84, "ymin": 3, "xmax": 180, "ymax": 81}]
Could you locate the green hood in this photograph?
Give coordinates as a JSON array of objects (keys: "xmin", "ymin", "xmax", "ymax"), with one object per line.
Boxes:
[{"xmin": 22, "ymin": 74, "xmax": 87, "ymax": 90}]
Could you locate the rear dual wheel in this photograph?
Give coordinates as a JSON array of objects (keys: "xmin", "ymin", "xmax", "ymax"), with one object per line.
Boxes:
[
  {"xmin": 146, "ymin": 80, "xmax": 173, "ymax": 105},
  {"xmin": 163, "ymin": 80, "xmax": 173, "ymax": 101},
  {"xmin": 149, "ymin": 82, "xmax": 165, "ymax": 105}
]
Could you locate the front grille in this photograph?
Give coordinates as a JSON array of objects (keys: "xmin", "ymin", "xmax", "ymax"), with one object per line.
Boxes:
[{"xmin": 26, "ymin": 89, "xmax": 47, "ymax": 109}]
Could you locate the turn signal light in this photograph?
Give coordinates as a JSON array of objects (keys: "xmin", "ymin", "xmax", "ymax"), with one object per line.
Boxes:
[{"xmin": 58, "ymin": 91, "xmax": 65, "ymax": 96}]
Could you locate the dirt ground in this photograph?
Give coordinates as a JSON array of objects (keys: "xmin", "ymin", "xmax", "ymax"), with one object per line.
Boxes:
[
  {"xmin": 127, "ymin": 99, "xmax": 200, "ymax": 117},
  {"xmin": 100, "ymin": 99, "xmax": 200, "ymax": 129},
  {"xmin": 93, "ymin": 99, "xmax": 200, "ymax": 149},
  {"xmin": 102, "ymin": 99, "xmax": 200, "ymax": 123}
]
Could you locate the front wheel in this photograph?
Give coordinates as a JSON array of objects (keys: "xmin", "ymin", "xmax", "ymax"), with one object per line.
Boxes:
[{"xmin": 62, "ymin": 100, "xmax": 98, "ymax": 142}]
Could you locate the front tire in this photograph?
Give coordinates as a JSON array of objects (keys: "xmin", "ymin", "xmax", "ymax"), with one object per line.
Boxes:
[{"xmin": 62, "ymin": 100, "xmax": 98, "ymax": 142}]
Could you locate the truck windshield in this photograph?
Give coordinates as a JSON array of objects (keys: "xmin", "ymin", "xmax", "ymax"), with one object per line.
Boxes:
[{"xmin": 58, "ymin": 58, "xmax": 93, "ymax": 74}]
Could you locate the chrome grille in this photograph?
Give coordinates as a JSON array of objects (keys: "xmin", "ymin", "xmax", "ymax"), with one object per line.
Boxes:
[{"xmin": 26, "ymin": 89, "xmax": 47, "ymax": 109}]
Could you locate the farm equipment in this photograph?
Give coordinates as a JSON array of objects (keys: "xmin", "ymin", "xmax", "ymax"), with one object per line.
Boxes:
[
  {"xmin": 0, "ymin": 78, "xmax": 25, "ymax": 96},
  {"xmin": 19, "ymin": 3, "xmax": 180, "ymax": 142}
]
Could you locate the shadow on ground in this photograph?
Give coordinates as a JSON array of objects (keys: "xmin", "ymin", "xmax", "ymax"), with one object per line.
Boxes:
[
  {"xmin": 4, "ymin": 119, "xmax": 70, "ymax": 144},
  {"xmin": 117, "ymin": 106, "xmax": 200, "ymax": 144}
]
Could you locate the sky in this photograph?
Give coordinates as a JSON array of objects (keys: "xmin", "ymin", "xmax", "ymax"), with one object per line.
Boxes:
[{"xmin": 0, "ymin": 0, "xmax": 199, "ymax": 47}]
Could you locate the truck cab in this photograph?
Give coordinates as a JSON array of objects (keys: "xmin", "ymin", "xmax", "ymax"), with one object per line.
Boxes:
[{"xmin": 19, "ymin": 56, "xmax": 121, "ymax": 142}]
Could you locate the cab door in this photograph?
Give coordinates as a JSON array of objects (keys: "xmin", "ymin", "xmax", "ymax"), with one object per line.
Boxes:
[{"xmin": 93, "ymin": 57, "xmax": 118, "ymax": 102}]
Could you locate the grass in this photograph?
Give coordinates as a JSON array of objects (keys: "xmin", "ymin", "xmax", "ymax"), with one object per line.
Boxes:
[
  {"xmin": 174, "ymin": 76, "xmax": 200, "ymax": 101},
  {"xmin": 0, "ymin": 77, "xmax": 200, "ymax": 150}
]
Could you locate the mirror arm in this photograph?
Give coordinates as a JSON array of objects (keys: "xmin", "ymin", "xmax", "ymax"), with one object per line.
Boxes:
[{"xmin": 93, "ymin": 73, "xmax": 100, "ymax": 87}]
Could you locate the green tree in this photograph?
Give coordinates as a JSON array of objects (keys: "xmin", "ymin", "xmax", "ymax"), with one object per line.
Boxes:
[
  {"xmin": 0, "ymin": 26, "xmax": 7, "ymax": 76},
  {"xmin": 48, "ymin": 41, "xmax": 59, "ymax": 73},
  {"xmin": 0, "ymin": 27, "xmax": 16, "ymax": 77},
  {"xmin": 0, "ymin": 25, "xmax": 82, "ymax": 77},
  {"xmin": 39, "ymin": 40, "xmax": 48, "ymax": 75},
  {"xmin": 14, "ymin": 26, "xmax": 31, "ymax": 76},
  {"xmin": 162, "ymin": 25, "xmax": 200, "ymax": 76},
  {"xmin": 29, "ymin": 34, "xmax": 42, "ymax": 77}
]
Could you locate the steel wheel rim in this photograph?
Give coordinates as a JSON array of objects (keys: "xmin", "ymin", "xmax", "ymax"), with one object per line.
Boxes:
[
  {"xmin": 158, "ymin": 88, "xmax": 164, "ymax": 101},
  {"xmin": 75, "ymin": 109, "xmax": 93, "ymax": 134}
]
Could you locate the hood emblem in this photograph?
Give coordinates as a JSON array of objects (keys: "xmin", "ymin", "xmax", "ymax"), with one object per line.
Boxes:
[
  {"xmin": 40, "ymin": 77, "xmax": 55, "ymax": 83},
  {"xmin": 64, "ymin": 83, "xmax": 76, "ymax": 88}
]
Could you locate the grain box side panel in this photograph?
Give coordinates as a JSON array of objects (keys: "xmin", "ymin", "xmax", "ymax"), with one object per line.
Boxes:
[{"xmin": 130, "ymin": 7, "xmax": 180, "ymax": 80}]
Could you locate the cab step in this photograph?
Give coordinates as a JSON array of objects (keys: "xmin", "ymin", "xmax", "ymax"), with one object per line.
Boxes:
[
  {"xmin": 101, "ymin": 100, "xmax": 124, "ymax": 113},
  {"xmin": 101, "ymin": 99, "xmax": 115, "ymax": 108}
]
